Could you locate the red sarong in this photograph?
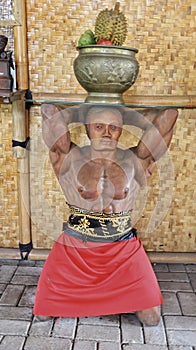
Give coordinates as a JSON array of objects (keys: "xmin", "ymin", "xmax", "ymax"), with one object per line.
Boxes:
[{"xmin": 33, "ymin": 232, "xmax": 163, "ymax": 317}]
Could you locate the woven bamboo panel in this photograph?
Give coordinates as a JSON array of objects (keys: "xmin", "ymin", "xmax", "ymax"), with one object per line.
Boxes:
[
  {"xmin": 135, "ymin": 108, "xmax": 196, "ymax": 252},
  {"xmin": 29, "ymin": 106, "xmax": 65, "ymax": 248},
  {"xmin": 1, "ymin": 0, "xmax": 195, "ymax": 253},
  {"xmin": 26, "ymin": 0, "xmax": 195, "ymax": 96},
  {"xmin": 0, "ymin": 103, "xmax": 19, "ymax": 247},
  {"xmin": 30, "ymin": 106, "xmax": 195, "ymax": 252},
  {"xmin": 30, "ymin": 107, "xmax": 92, "ymax": 248},
  {"xmin": 0, "ymin": 0, "xmax": 13, "ymax": 20}
]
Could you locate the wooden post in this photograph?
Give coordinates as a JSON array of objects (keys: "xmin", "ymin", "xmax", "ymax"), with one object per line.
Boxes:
[
  {"xmin": 12, "ymin": 96, "xmax": 26, "ymax": 158},
  {"xmin": 13, "ymin": 0, "xmax": 29, "ymax": 89},
  {"xmin": 12, "ymin": 0, "xmax": 32, "ymax": 259}
]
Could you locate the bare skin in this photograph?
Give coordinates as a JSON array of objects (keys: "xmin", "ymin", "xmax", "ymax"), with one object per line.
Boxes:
[{"xmin": 39, "ymin": 104, "xmax": 178, "ymax": 326}]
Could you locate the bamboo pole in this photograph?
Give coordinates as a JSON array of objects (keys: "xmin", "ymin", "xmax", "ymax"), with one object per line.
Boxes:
[
  {"xmin": 12, "ymin": 0, "xmax": 32, "ymax": 258},
  {"xmin": 30, "ymin": 92, "xmax": 196, "ymax": 108},
  {"xmin": 13, "ymin": 0, "xmax": 29, "ymax": 89},
  {"xmin": 123, "ymin": 95, "xmax": 196, "ymax": 108},
  {"xmin": 17, "ymin": 155, "xmax": 31, "ymax": 249},
  {"xmin": 0, "ymin": 248, "xmax": 195, "ymax": 263},
  {"xmin": 12, "ymin": 97, "xmax": 26, "ymax": 158},
  {"xmin": 12, "ymin": 97, "xmax": 31, "ymax": 249},
  {"xmin": 28, "ymin": 249, "xmax": 196, "ymax": 264}
]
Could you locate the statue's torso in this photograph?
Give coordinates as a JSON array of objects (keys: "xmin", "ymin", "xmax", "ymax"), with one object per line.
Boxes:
[{"xmin": 57, "ymin": 146, "xmax": 139, "ymax": 214}]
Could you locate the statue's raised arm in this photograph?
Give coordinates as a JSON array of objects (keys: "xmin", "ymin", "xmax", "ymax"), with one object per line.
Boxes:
[
  {"xmin": 122, "ymin": 108, "xmax": 178, "ymax": 184},
  {"xmin": 41, "ymin": 104, "xmax": 74, "ymax": 177}
]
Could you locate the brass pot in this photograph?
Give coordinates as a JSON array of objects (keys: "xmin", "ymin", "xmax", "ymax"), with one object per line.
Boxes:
[{"xmin": 73, "ymin": 45, "xmax": 139, "ymax": 104}]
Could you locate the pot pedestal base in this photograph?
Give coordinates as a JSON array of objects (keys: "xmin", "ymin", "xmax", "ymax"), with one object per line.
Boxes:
[{"xmin": 85, "ymin": 92, "xmax": 124, "ymax": 104}]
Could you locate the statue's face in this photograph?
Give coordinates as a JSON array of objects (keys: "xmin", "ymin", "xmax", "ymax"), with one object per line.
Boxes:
[{"xmin": 86, "ymin": 109, "xmax": 123, "ymax": 151}]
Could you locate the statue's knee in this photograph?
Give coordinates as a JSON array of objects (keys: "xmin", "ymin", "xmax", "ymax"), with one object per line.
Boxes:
[
  {"xmin": 136, "ymin": 307, "xmax": 160, "ymax": 326},
  {"xmin": 34, "ymin": 315, "xmax": 53, "ymax": 322},
  {"xmin": 145, "ymin": 312, "xmax": 160, "ymax": 326}
]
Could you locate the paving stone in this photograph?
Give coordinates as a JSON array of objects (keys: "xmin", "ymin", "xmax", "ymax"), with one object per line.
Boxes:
[
  {"xmin": 164, "ymin": 315, "xmax": 196, "ymax": 330},
  {"xmin": 0, "ymin": 320, "xmax": 30, "ymax": 336},
  {"xmin": 98, "ymin": 341, "xmax": 120, "ymax": 350},
  {"xmin": 0, "ymin": 266, "xmax": 17, "ymax": 283},
  {"xmin": 122, "ymin": 345, "xmax": 168, "ymax": 349},
  {"xmin": 29, "ymin": 317, "xmax": 53, "ymax": 336},
  {"xmin": 15, "ymin": 266, "xmax": 42, "ymax": 276},
  {"xmin": 73, "ymin": 340, "xmax": 97, "ymax": 350},
  {"xmin": 167, "ymin": 330, "xmax": 196, "ymax": 346},
  {"xmin": 0, "ymin": 285, "xmax": 25, "ymax": 306},
  {"xmin": 0, "ymin": 335, "xmax": 25, "ymax": 350},
  {"xmin": 18, "ymin": 286, "xmax": 37, "ymax": 307},
  {"xmin": 168, "ymin": 264, "xmax": 186, "ymax": 272},
  {"xmin": 0, "ymin": 285, "xmax": 6, "ymax": 296},
  {"xmin": 24, "ymin": 336, "xmax": 72, "ymax": 350},
  {"xmin": 177, "ymin": 292, "xmax": 196, "ymax": 316},
  {"xmin": 189, "ymin": 273, "xmax": 196, "ymax": 291},
  {"xmin": 159, "ymin": 281, "xmax": 193, "ymax": 292},
  {"xmin": 161, "ymin": 292, "xmax": 181, "ymax": 315},
  {"xmin": 143, "ymin": 317, "xmax": 167, "ymax": 345},
  {"xmin": 153, "ymin": 264, "xmax": 169, "ymax": 272},
  {"xmin": 169, "ymin": 346, "xmax": 193, "ymax": 350},
  {"xmin": 156, "ymin": 272, "xmax": 189, "ymax": 282},
  {"xmin": 35, "ymin": 261, "xmax": 45, "ymax": 267},
  {"xmin": 0, "ymin": 259, "xmax": 19, "ymax": 266},
  {"xmin": 185, "ymin": 264, "xmax": 196, "ymax": 273},
  {"xmin": 0, "ymin": 306, "xmax": 32, "ymax": 320},
  {"xmin": 11, "ymin": 274, "xmax": 39, "ymax": 286},
  {"xmin": 76, "ymin": 324, "xmax": 120, "ymax": 342},
  {"xmin": 121, "ymin": 314, "xmax": 143, "ymax": 344},
  {"xmin": 53, "ymin": 317, "xmax": 77, "ymax": 338},
  {"xmin": 0, "ymin": 260, "xmax": 194, "ymax": 350},
  {"xmin": 19, "ymin": 260, "xmax": 36, "ymax": 267},
  {"xmin": 79, "ymin": 314, "xmax": 119, "ymax": 326}
]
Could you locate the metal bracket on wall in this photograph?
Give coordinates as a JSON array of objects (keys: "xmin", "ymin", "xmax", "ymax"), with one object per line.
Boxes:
[
  {"xmin": 19, "ymin": 241, "xmax": 33, "ymax": 260},
  {"xmin": 25, "ymin": 89, "xmax": 33, "ymax": 110}
]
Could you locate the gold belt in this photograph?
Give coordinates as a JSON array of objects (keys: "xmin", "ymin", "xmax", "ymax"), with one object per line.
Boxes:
[{"xmin": 64, "ymin": 204, "xmax": 134, "ymax": 242}]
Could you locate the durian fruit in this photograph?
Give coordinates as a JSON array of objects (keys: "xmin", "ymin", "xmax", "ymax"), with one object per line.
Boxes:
[{"xmin": 94, "ymin": 2, "xmax": 127, "ymax": 46}]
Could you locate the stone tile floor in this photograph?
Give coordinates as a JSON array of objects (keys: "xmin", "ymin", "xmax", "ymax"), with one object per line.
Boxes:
[{"xmin": 0, "ymin": 258, "xmax": 195, "ymax": 350}]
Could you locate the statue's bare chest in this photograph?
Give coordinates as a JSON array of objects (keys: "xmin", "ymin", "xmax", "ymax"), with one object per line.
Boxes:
[{"xmin": 76, "ymin": 159, "xmax": 132, "ymax": 201}]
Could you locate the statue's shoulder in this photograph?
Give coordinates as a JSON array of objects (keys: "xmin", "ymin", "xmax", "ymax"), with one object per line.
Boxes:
[
  {"xmin": 117, "ymin": 147, "xmax": 135, "ymax": 161},
  {"xmin": 71, "ymin": 144, "xmax": 90, "ymax": 158}
]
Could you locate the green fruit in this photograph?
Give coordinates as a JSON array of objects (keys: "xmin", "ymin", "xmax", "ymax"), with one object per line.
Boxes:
[
  {"xmin": 84, "ymin": 30, "xmax": 95, "ymax": 39},
  {"xmin": 78, "ymin": 30, "xmax": 96, "ymax": 46}
]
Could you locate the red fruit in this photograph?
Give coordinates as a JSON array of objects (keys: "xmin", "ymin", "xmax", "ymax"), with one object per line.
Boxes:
[{"xmin": 97, "ymin": 39, "xmax": 113, "ymax": 45}]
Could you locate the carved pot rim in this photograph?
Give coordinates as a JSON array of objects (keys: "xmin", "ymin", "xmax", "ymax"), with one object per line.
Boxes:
[{"xmin": 76, "ymin": 45, "xmax": 138, "ymax": 55}]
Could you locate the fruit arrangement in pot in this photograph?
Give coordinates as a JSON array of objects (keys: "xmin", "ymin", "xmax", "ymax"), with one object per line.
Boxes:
[
  {"xmin": 78, "ymin": 2, "xmax": 127, "ymax": 47},
  {"xmin": 74, "ymin": 2, "xmax": 139, "ymax": 104}
]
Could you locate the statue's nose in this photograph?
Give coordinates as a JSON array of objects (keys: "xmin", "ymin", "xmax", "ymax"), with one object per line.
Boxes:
[{"xmin": 103, "ymin": 126, "xmax": 110, "ymax": 137}]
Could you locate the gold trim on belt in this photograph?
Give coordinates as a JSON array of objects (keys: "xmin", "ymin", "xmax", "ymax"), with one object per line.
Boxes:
[{"xmin": 66, "ymin": 204, "xmax": 132, "ymax": 240}]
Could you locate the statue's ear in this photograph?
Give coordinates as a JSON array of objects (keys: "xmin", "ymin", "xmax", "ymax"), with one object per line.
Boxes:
[{"xmin": 85, "ymin": 124, "xmax": 90, "ymax": 139}]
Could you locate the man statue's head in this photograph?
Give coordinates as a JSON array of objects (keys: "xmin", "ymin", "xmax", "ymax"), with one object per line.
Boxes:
[{"xmin": 85, "ymin": 106, "xmax": 123, "ymax": 152}]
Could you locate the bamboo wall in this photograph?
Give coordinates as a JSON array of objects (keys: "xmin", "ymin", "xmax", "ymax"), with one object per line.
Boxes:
[
  {"xmin": 0, "ymin": 0, "xmax": 195, "ymax": 252},
  {"xmin": 26, "ymin": 0, "xmax": 195, "ymax": 96},
  {"xmin": 29, "ymin": 107, "xmax": 195, "ymax": 252}
]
